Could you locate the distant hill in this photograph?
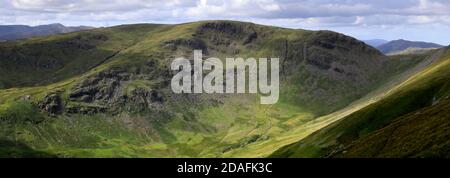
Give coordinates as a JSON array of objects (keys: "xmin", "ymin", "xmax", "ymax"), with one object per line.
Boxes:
[
  {"xmin": 363, "ymin": 39, "xmax": 388, "ymax": 47},
  {"xmin": 387, "ymin": 47, "xmax": 437, "ymax": 55},
  {"xmin": 377, "ymin": 39, "xmax": 443, "ymax": 55},
  {"xmin": 0, "ymin": 23, "xmax": 94, "ymax": 41}
]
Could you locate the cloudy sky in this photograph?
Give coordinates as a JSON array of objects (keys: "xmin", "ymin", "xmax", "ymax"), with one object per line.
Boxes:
[{"xmin": 1, "ymin": 0, "xmax": 449, "ymax": 44}]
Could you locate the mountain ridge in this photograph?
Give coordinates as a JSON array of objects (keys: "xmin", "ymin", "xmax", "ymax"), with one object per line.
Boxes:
[
  {"xmin": 377, "ymin": 39, "xmax": 443, "ymax": 55},
  {"xmin": 0, "ymin": 23, "xmax": 94, "ymax": 41}
]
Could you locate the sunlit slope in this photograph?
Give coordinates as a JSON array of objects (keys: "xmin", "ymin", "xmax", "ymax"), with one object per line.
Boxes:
[
  {"xmin": 271, "ymin": 47, "xmax": 450, "ymax": 158},
  {"xmin": 0, "ymin": 21, "xmax": 431, "ymax": 157},
  {"xmin": 335, "ymin": 98, "xmax": 449, "ymax": 158}
]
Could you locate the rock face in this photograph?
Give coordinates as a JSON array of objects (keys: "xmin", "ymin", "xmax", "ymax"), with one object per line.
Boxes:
[
  {"xmin": 69, "ymin": 69, "xmax": 129, "ymax": 103},
  {"xmin": 194, "ymin": 21, "xmax": 262, "ymax": 54},
  {"xmin": 38, "ymin": 67, "xmax": 165, "ymax": 116},
  {"xmin": 38, "ymin": 93, "xmax": 63, "ymax": 116},
  {"xmin": 67, "ymin": 68, "xmax": 166, "ymax": 114}
]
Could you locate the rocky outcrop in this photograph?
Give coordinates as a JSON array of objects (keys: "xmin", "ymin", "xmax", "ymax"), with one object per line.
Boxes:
[
  {"xmin": 243, "ymin": 32, "xmax": 258, "ymax": 45},
  {"xmin": 196, "ymin": 21, "xmax": 260, "ymax": 47},
  {"xmin": 38, "ymin": 93, "xmax": 63, "ymax": 116},
  {"xmin": 198, "ymin": 22, "xmax": 246, "ymax": 36},
  {"xmin": 67, "ymin": 68, "xmax": 166, "ymax": 114},
  {"xmin": 69, "ymin": 68, "xmax": 129, "ymax": 104}
]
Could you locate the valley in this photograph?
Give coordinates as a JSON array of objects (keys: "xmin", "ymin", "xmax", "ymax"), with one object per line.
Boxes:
[{"xmin": 0, "ymin": 21, "xmax": 448, "ymax": 158}]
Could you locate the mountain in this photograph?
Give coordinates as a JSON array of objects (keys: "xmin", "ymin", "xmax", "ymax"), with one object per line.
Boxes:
[
  {"xmin": 363, "ymin": 39, "xmax": 388, "ymax": 47},
  {"xmin": 377, "ymin": 39, "xmax": 443, "ymax": 55},
  {"xmin": 0, "ymin": 21, "xmax": 446, "ymax": 158},
  {"xmin": 0, "ymin": 23, "xmax": 94, "ymax": 41},
  {"xmin": 386, "ymin": 47, "xmax": 439, "ymax": 55},
  {"xmin": 270, "ymin": 47, "xmax": 450, "ymax": 158}
]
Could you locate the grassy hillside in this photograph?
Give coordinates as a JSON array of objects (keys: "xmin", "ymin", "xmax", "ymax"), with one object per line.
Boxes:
[
  {"xmin": 0, "ymin": 21, "xmax": 436, "ymax": 157},
  {"xmin": 270, "ymin": 47, "xmax": 450, "ymax": 158},
  {"xmin": 335, "ymin": 99, "xmax": 449, "ymax": 158}
]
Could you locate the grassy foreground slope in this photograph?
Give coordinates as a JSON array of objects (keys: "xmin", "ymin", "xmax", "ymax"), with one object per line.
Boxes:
[
  {"xmin": 0, "ymin": 21, "xmax": 433, "ymax": 157},
  {"xmin": 271, "ymin": 47, "xmax": 450, "ymax": 158}
]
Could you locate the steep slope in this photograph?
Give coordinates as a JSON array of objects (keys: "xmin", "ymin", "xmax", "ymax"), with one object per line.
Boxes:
[
  {"xmin": 334, "ymin": 99, "xmax": 449, "ymax": 158},
  {"xmin": 0, "ymin": 24, "xmax": 93, "ymax": 41},
  {"xmin": 377, "ymin": 39, "xmax": 443, "ymax": 55},
  {"xmin": 0, "ymin": 21, "xmax": 427, "ymax": 157},
  {"xmin": 270, "ymin": 47, "xmax": 450, "ymax": 158}
]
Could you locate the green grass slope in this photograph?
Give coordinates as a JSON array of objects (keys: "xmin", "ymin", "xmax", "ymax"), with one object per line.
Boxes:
[
  {"xmin": 0, "ymin": 21, "xmax": 434, "ymax": 157},
  {"xmin": 335, "ymin": 99, "xmax": 449, "ymax": 158},
  {"xmin": 270, "ymin": 47, "xmax": 450, "ymax": 158}
]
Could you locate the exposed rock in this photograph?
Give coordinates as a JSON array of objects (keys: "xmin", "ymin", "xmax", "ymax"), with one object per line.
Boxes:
[
  {"xmin": 69, "ymin": 69, "xmax": 129, "ymax": 104},
  {"xmin": 243, "ymin": 32, "xmax": 258, "ymax": 45},
  {"xmin": 68, "ymin": 68, "xmax": 167, "ymax": 114},
  {"xmin": 196, "ymin": 21, "xmax": 259, "ymax": 47},
  {"xmin": 127, "ymin": 88, "xmax": 165, "ymax": 112},
  {"xmin": 198, "ymin": 22, "xmax": 244, "ymax": 35},
  {"xmin": 38, "ymin": 93, "xmax": 63, "ymax": 115}
]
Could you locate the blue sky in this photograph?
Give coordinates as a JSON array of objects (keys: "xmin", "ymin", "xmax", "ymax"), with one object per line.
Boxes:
[{"xmin": 1, "ymin": 0, "xmax": 449, "ymax": 45}]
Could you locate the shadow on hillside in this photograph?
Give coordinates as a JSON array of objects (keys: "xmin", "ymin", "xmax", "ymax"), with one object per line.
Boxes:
[{"xmin": 0, "ymin": 140, "xmax": 57, "ymax": 158}]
